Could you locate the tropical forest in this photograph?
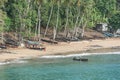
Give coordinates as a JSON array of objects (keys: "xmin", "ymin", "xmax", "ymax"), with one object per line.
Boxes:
[{"xmin": 0, "ymin": 0, "xmax": 120, "ymax": 45}]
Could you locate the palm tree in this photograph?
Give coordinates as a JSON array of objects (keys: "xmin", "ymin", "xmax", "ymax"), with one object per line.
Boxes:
[
  {"xmin": 79, "ymin": 0, "xmax": 95, "ymax": 38},
  {"xmin": 73, "ymin": 0, "xmax": 81, "ymax": 38},
  {"xmin": 34, "ymin": 0, "xmax": 46, "ymax": 41},
  {"xmin": 63, "ymin": 0, "xmax": 70, "ymax": 33},
  {"xmin": 44, "ymin": 0, "xmax": 54, "ymax": 37},
  {"xmin": 53, "ymin": 0, "xmax": 60, "ymax": 40}
]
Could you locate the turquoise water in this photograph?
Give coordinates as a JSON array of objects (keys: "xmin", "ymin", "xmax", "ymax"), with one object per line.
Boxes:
[{"xmin": 0, "ymin": 53, "xmax": 120, "ymax": 80}]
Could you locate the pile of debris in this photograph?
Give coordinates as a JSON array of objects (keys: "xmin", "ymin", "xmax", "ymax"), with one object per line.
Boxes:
[
  {"xmin": 4, "ymin": 33, "xmax": 20, "ymax": 48},
  {"xmin": 0, "ymin": 33, "xmax": 21, "ymax": 49}
]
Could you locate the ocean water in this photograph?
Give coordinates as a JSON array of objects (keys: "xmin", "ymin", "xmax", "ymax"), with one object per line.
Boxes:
[{"xmin": 0, "ymin": 52, "xmax": 120, "ymax": 80}]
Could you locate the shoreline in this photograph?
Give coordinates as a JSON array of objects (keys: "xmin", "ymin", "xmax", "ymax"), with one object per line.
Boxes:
[
  {"xmin": 0, "ymin": 38, "xmax": 120, "ymax": 63},
  {"xmin": 0, "ymin": 48, "xmax": 120, "ymax": 66}
]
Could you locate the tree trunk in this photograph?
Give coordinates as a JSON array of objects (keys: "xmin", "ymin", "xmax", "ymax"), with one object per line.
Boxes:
[
  {"xmin": 26, "ymin": 0, "xmax": 30, "ymax": 15},
  {"xmin": 35, "ymin": 21, "xmax": 38, "ymax": 37},
  {"xmin": 73, "ymin": 8, "xmax": 80, "ymax": 38},
  {"xmin": 53, "ymin": 26, "xmax": 56, "ymax": 40},
  {"xmin": 19, "ymin": 13, "xmax": 22, "ymax": 33},
  {"xmin": 73, "ymin": 15, "xmax": 79, "ymax": 37},
  {"xmin": 53, "ymin": 1, "xmax": 60, "ymax": 40},
  {"xmin": 78, "ymin": 14, "xmax": 84, "ymax": 28},
  {"xmin": 1, "ymin": 24, "xmax": 4, "ymax": 44},
  {"xmin": 64, "ymin": 6, "xmax": 69, "ymax": 34},
  {"xmin": 44, "ymin": 5, "xmax": 53, "ymax": 37},
  {"xmin": 77, "ymin": 15, "xmax": 84, "ymax": 38},
  {"xmin": 38, "ymin": 5, "xmax": 41, "ymax": 42},
  {"xmin": 81, "ymin": 21, "xmax": 87, "ymax": 38}
]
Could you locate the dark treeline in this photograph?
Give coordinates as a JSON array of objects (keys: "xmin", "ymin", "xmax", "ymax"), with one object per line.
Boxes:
[{"xmin": 0, "ymin": 0, "xmax": 120, "ymax": 41}]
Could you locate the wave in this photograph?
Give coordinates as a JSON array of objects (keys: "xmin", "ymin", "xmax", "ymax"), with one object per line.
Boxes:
[
  {"xmin": 40, "ymin": 51, "xmax": 120, "ymax": 59},
  {"xmin": 11, "ymin": 59, "xmax": 27, "ymax": 64},
  {"xmin": 0, "ymin": 52, "xmax": 120, "ymax": 65},
  {"xmin": 0, "ymin": 59, "xmax": 27, "ymax": 66},
  {"xmin": 0, "ymin": 62, "xmax": 10, "ymax": 65}
]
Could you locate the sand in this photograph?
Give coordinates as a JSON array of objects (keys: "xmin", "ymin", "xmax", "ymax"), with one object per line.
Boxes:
[{"xmin": 0, "ymin": 38, "xmax": 120, "ymax": 62}]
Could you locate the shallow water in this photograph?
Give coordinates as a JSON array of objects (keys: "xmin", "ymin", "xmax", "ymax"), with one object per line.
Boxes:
[{"xmin": 0, "ymin": 53, "xmax": 120, "ymax": 80}]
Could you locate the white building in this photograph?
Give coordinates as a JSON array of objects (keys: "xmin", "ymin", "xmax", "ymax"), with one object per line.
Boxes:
[{"xmin": 96, "ymin": 23, "xmax": 108, "ymax": 32}]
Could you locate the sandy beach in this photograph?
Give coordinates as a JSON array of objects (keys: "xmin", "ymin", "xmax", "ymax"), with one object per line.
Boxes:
[{"xmin": 0, "ymin": 38, "xmax": 120, "ymax": 62}]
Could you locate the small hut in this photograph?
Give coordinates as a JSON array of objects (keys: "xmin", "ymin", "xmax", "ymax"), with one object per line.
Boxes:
[
  {"xmin": 116, "ymin": 29, "xmax": 120, "ymax": 34},
  {"xmin": 96, "ymin": 23, "xmax": 108, "ymax": 32}
]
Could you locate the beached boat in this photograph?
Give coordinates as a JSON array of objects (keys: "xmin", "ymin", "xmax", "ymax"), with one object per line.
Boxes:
[
  {"xmin": 0, "ymin": 44, "xmax": 6, "ymax": 49},
  {"xmin": 25, "ymin": 40, "xmax": 46, "ymax": 51},
  {"xmin": 73, "ymin": 57, "xmax": 88, "ymax": 61}
]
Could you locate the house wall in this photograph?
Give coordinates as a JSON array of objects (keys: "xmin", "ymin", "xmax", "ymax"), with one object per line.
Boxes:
[
  {"xmin": 96, "ymin": 23, "xmax": 108, "ymax": 32},
  {"xmin": 102, "ymin": 24, "xmax": 108, "ymax": 32}
]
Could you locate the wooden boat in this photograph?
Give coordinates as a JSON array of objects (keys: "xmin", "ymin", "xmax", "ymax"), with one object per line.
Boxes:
[
  {"xmin": 73, "ymin": 57, "xmax": 88, "ymax": 61},
  {"xmin": 29, "ymin": 47, "xmax": 46, "ymax": 51},
  {"xmin": 25, "ymin": 40, "xmax": 46, "ymax": 51},
  {"xmin": 0, "ymin": 44, "xmax": 7, "ymax": 49},
  {"xmin": 41, "ymin": 38, "xmax": 58, "ymax": 44}
]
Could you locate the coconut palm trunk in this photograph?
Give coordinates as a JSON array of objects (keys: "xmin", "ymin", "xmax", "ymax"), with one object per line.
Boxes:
[
  {"xmin": 53, "ymin": 26, "xmax": 56, "ymax": 40},
  {"xmin": 44, "ymin": 4, "xmax": 53, "ymax": 37},
  {"xmin": 38, "ymin": 5, "xmax": 41, "ymax": 42},
  {"xmin": 64, "ymin": 6, "xmax": 69, "ymax": 33},
  {"xmin": 81, "ymin": 21, "xmax": 87, "ymax": 38},
  {"xmin": 53, "ymin": 1, "xmax": 60, "ymax": 40},
  {"xmin": 35, "ymin": 21, "xmax": 38, "ymax": 37},
  {"xmin": 73, "ymin": 8, "xmax": 80, "ymax": 38},
  {"xmin": 1, "ymin": 24, "xmax": 4, "ymax": 44}
]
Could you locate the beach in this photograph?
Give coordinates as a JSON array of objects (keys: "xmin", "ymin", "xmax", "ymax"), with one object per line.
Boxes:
[{"xmin": 0, "ymin": 38, "xmax": 120, "ymax": 62}]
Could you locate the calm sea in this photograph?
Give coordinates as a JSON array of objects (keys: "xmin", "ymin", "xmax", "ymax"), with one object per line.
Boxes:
[{"xmin": 0, "ymin": 52, "xmax": 120, "ymax": 80}]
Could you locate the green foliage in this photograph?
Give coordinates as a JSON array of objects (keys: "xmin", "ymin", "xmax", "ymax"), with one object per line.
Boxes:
[
  {"xmin": 0, "ymin": 10, "xmax": 6, "ymax": 32},
  {"xmin": 5, "ymin": 0, "xmax": 38, "ymax": 32},
  {"xmin": 0, "ymin": 0, "xmax": 119, "ymax": 38},
  {"xmin": 108, "ymin": 12, "xmax": 120, "ymax": 32},
  {"xmin": 4, "ymin": 16, "xmax": 11, "ymax": 31},
  {"xmin": 0, "ymin": 0, "xmax": 8, "ymax": 32}
]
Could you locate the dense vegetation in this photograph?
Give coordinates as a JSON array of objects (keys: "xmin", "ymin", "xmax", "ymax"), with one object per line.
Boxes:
[{"xmin": 0, "ymin": 0, "xmax": 120, "ymax": 41}]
